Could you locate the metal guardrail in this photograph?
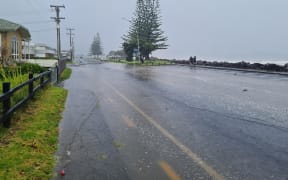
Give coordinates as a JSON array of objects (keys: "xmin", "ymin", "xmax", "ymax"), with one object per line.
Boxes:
[{"xmin": 0, "ymin": 71, "xmax": 51, "ymax": 128}]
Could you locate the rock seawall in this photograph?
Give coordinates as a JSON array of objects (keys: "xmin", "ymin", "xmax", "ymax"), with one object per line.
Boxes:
[{"xmin": 173, "ymin": 59, "xmax": 288, "ymax": 73}]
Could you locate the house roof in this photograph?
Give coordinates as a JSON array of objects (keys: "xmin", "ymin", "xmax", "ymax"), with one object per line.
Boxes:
[{"xmin": 0, "ymin": 18, "xmax": 31, "ymax": 39}]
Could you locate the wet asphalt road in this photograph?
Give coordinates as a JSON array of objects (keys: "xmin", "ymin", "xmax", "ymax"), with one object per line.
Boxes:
[{"xmin": 53, "ymin": 63, "xmax": 288, "ymax": 180}]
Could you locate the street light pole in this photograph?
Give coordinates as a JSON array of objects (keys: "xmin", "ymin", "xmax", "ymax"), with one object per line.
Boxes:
[{"xmin": 136, "ymin": 28, "xmax": 140, "ymax": 62}]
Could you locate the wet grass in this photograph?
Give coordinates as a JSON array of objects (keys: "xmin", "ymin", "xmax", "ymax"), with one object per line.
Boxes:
[
  {"xmin": 97, "ymin": 154, "xmax": 108, "ymax": 160},
  {"xmin": 0, "ymin": 86, "xmax": 68, "ymax": 179},
  {"xmin": 109, "ymin": 59, "xmax": 175, "ymax": 66},
  {"xmin": 113, "ymin": 141, "xmax": 124, "ymax": 149},
  {"xmin": 96, "ymin": 100, "xmax": 101, "ymax": 108},
  {"xmin": 60, "ymin": 67, "xmax": 72, "ymax": 81}
]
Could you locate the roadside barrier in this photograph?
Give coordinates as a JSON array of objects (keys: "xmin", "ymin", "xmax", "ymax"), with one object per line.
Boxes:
[{"xmin": 0, "ymin": 71, "xmax": 51, "ymax": 128}]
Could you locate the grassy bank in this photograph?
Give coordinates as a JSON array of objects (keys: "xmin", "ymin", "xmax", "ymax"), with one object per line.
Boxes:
[
  {"xmin": 60, "ymin": 67, "xmax": 72, "ymax": 81},
  {"xmin": 109, "ymin": 59, "xmax": 175, "ymax": 66},
  {"xmin": 0, "ymin": 68, "xmax": 71, "ymax": 179},
  {"xmin": 0, "ymin": 86, "xmax": 67, "ymax": 179}
]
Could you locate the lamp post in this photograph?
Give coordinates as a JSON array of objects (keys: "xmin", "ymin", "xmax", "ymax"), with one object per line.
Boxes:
[{"xmin": 122, "ymin": 17, "xmax": 140, "ymax": 62}]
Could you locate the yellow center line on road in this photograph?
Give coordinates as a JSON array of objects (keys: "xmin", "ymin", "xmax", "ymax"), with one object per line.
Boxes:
[
  {"xmin": 159, "ymin": 161, "xmax": 181, "ymax": 180},
  {"xmin": 103, "ymin": 81, "xmax": 224, "ymax": 180},
  {"xmin": 122, "ymin": 115, "xmax": 136, "ymax": 128}
]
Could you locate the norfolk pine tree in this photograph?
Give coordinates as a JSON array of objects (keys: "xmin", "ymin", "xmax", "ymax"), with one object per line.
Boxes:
[
  {"xmin": 123, "ymin": 0, "xmax": 168, "ymax": 62},
  {"xmin": 90, "ymin": 32, "xmax": 103, "ymax": 58}
]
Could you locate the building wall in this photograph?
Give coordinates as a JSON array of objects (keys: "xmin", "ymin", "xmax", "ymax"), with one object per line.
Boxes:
[
  {"xmin": 33, "ymin": 45, "xmax": 56, "ymax": 58},
  {"xmin": 1, "ymin": 32, "xmax": 7, "ymax": 59},
  {"xmin": 1, "ymin": 30, "xmax": 22, "ymax": 60},
  {"xmin": 22, "ymin": 41, "xmax": 34, "ymax": 59},
  {"xmin": 0, "ymin": 33, "xmax": 1, "ymax": 57}
]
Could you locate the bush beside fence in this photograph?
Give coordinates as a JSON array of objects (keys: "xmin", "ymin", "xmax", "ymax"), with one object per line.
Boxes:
[{"xmin": 0, "ymin": 71, "xmax": 51, "ymax": 128}]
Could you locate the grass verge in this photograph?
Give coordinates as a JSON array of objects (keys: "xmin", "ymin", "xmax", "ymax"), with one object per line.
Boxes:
[
  {"xmin": 0, "ymin": 86, "xmax": 68, "ymax": 179},
  {"xmin": 60, "ymin": 67, "xmax": 72, "ymax": 81},
  {"xmin": 108, "ymin": 59, "xmax": 175, "ymax": 66}
]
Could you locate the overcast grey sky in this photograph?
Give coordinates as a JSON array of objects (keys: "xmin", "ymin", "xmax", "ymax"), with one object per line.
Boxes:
[{"xmin": 1, "ymin": 0, "xmax": 288, "ymax": 62}]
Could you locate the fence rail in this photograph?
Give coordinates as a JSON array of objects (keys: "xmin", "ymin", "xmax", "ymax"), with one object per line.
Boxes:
[{"xmin": 0, "ymin": 71, "xmax": 51, "ymax": 128}]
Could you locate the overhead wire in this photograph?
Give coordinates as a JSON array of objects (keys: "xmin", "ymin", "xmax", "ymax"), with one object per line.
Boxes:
[
  {"xmin": 30, "ymin": 28, "xmax": 55, "ymax": 32},
  {"xmin": 21, "ymin": 20, "xmax": 54, "ymax": 25}
]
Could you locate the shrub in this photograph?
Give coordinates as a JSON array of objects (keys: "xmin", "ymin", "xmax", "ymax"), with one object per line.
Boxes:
[
  {"xmin": 0, "ymin": 68, "xmax": 28, "ymax": 109},
  {"xmin": 16, "ymin": 62, "xmax": 46, "ymax": 74},
  {"xmin": 0, "ymin": 63, "xmax": 45, "ymax": 109}
]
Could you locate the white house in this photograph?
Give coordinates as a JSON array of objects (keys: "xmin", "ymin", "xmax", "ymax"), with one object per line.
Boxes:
[{"xmin": 22, "ymin": 43, "xmax": 56, "ymax": 59}]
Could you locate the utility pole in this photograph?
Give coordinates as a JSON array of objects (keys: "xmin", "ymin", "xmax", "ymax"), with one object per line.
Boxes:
[
  {"xmin": 66, "ymin": 28, "xmax": 75, "ymax": 61},
  {"xmin": 72, "ymin": 36, "xmax": 75, "ymax": 62},
  {"xmin": 50, "ymin": 5, "xmax": 65, "ymax": 60}
]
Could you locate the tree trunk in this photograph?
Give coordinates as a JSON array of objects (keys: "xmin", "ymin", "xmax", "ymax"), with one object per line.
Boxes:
[
  {"xmin": 144, "ymin": 54, "xmax": 150, "ymax": 60},
  {"xmin": 140, "ymin": 56, "xmax": 144, "ymax": 63}
]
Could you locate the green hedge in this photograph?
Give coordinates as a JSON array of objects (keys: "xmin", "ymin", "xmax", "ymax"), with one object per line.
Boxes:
[{"xmin": 16, "ymin": 62, "xmax": 46, "ymax": 74}]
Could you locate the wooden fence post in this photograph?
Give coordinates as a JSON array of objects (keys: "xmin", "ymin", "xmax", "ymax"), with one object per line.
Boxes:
[
  {"xmin": 40, "ymin": 76, "xmax": 44, "ymax": 88},
  {"xmin": 3, "ymin": 82, "xmax": 11, "ymax": 128},
  {"xmin": 48, "ymin": 71, "xmax": 52, "ymax": 83},
  {"xmin": 29, "ymin": 73, "xmax": 33, "ymax": 96}
]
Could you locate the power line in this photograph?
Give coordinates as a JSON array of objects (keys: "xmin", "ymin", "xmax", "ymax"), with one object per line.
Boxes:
[
  {"xmin": 21, "ymin": 20, "xmax": 54, "ymax": 25},
  {"xmin": 30, "ymin": 28, "xmax": 55, "ymax": 32}
]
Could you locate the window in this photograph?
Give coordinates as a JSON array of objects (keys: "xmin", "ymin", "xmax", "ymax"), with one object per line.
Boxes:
[{"xmin": 11, "ymin": 35, "xmax": 18, "ymax": 59}]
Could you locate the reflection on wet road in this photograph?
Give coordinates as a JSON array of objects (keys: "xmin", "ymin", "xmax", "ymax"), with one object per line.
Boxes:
[
  {"xmin": 104, "ymin": 80, "xmax": 223, "ymax": 179},
  {"xmin": 54, "ymin": 63, "xmax": 288, "ymax": 180}
]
